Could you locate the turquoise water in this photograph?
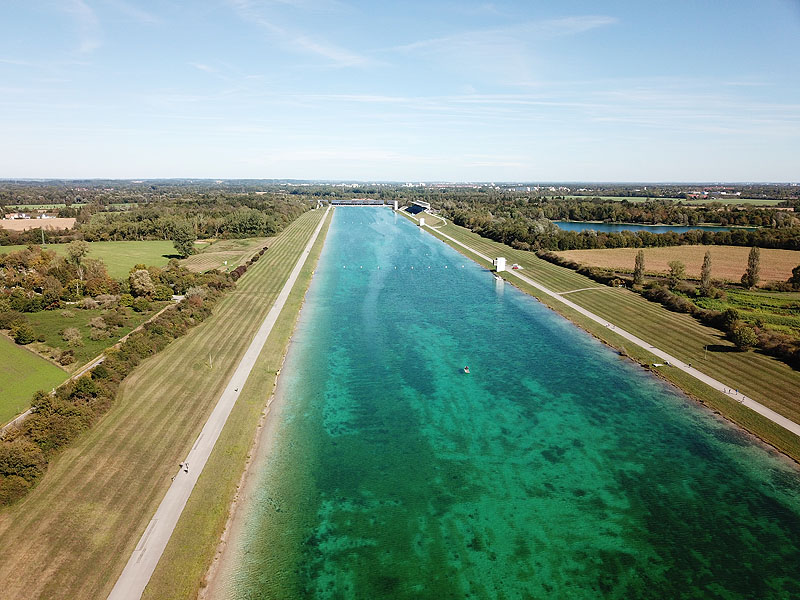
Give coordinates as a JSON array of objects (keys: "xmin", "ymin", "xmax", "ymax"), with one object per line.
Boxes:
[
  {"xmin": 226, "ymin": 207, "xmax": 800, "ymax": 599},
  {"xmin": 553, "ymin": 221, "xmax": 750, "ymax": 233}
]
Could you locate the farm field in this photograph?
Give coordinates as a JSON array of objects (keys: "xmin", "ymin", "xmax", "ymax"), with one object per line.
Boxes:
[
  {"xmin": 410, "ymin": 216, "xmax": 800, "ymax": 459},
  {"xmin": 180, "ymin": 237, "xmax": 272, "ymax": 273},
  {"xmin": 555, "ymin": 245, "xmax": 800, "ymax": 285},
  {"xmin": 0, "ymin": 209, "xmax": 329, "ymax": 600},
  {"xmin": 0, "ymin": 218, "xmax": 76, "ymax": 231},
  {"xmin": 0, "ymin": 240, "xmax": 176, "ymax": 278},
  {"xmin": 23, "ymin": 303, "xmax": 168, "ymax": 369},
  {"xmin": 0, "ymin": 335, "xmax": 68, "ymax": 426}
]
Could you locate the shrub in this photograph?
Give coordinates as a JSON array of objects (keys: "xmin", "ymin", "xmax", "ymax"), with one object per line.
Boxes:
[
  {"xmin": 730, "ymin": 324, "xmax": 758, "ymax": 351},
  {"xmin": 132, "ymin": 297, "xmax": 150, "ymax": 313},
  {"xmin": 153, "ymin": 285, "xmax": 173, "ymax": 301},
  {"xmin": 80, "ymin": 297, "xmax": 99, "ymax": 310},
  {"xmin": 60, "ymin": 309, "xmax": 75, "ymax": 318},
  {"xmin": 119, "ymin": 292, "xmax": 134, "ymax": 306},
  {"xmin": 59, "ymin": 350, "xmax": 75, "ymax": 365},
  {"xmin": 12, "ymin": 321, "xmax": 35, "ymax": 344},
  {"xmin": 61, "ymin": 327, "xmax": 83, "ymax": 347}
]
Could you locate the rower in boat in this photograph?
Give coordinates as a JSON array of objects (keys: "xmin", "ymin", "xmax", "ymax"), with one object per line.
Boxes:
[{"xmin": 463, "ymin": 366, "xmax": 470, "ymax": 374}]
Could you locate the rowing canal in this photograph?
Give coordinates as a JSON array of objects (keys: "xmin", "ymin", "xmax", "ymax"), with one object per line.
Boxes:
[{"xmin": 217, "ymin": 207, "xmax": 800, "ymax": 599}]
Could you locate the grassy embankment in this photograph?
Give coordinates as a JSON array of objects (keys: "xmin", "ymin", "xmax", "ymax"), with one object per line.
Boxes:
[
  {"xmin": 403, "ymin": 212, "xmax": 800, "ymax": 461},
  {"xmin": 555, "ymin": 245, "xmax": 800, "ymax": 285},
  {"xmin": 0, "ymin": 208, "xmax": 328, "ymax": 600},
  {"xmin": 141, "ymin": 211, "xmax": 330, "ymax": 600},
  {"xmin": 180, "ymin": 237, "xmax": 273, "ymax": 273},
  {"xmin": 0, "ymin": 240, "xmax": 176, "ymax": 278},
  {"xmin": 0, "ymin": 335, "xmax": 68, "ymax": 425}
]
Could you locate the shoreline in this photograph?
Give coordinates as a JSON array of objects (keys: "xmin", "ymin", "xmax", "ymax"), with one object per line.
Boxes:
[
  {"xmin": 200, "ymin": 213, "xmax": 331, "ymax": 598},
  {"xmin": 401, "ymin": 210, "xmax": 800, "ymax": 464}
]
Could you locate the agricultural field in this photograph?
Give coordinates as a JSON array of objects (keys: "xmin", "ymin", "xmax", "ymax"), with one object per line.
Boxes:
[
  {"xmin": 0, "ymin": 218, "xmax": 76, "ymax": 231},
  {"xmin": 0, "ymin": 240, "xmax": 176, "ymax": 278},
  {"xmin": 180, "ymin": 237, "xmax": 272, "ymax": 273},
  {"xmin": 412, "ymin": 217, "xmax": 800, "ymax": 454},
  {"xmin": 23, "ymin": 303, "xmax": 168, "ymax": 369},
  {"xmin": 693, "ymin": 289, "xmax": 800, "ymax": 336},
  {"xmin": 554, "ymin": 245, "xmax": 800, "ymax": 285},
  {"xmin": 0, "ymin": 208, "xmax": 329, "ymax": 599},
  {"xmin": 0, "ymin": 335, "xmax": 68, "ymax": 426}
]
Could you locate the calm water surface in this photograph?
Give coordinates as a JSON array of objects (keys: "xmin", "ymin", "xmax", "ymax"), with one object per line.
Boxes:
[
  {"xmin": 553, "ymin": 221, "xmax": 749, "ymax": 234},
  {"xmin": 224, "ymin": 207, "xmax": 800, "ymax": 599}
]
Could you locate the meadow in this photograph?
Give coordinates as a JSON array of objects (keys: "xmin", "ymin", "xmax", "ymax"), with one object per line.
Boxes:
[
  {"xmin": 24, "ymin": 303, "xmax": 168, "ymax": 369},
  {"xmin": 408, "ymin": 214, "xmax": 800, "ymax": 460},
  {"xmin": 555, "ymin": 245, "xmax": 800, "ymax": 284},
  {"xmin": 0, "ymin": 209, "xmax": 329, "ymax": 599},
  {"xmin": 180, "ymin": 237, "xmax": 272, "ymax": 273},
  {"xmin": 0, "ymin": 335, "xmax": 67, "ymax": 425},
  {"xmin": 0, "ymin": 240, "xmax": 176, "ymax": 278}
]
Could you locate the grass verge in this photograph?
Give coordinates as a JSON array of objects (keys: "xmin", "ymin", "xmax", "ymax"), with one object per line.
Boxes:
[
  {"xmin": 0, "ymin": 209, "xmax": 327, "ymax": 600},
  {"xmin": 142, "ymin": 210, "xmax": 331, "ymax": 600},
  {"xmin": 400, "ymin": 212, "xmax": 800, "ymax": 462}
]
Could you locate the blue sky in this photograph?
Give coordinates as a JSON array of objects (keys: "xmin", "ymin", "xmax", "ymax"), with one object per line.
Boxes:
[{"xmin": 1, "ymin": 0, "xmax": 799, "ymax": 181}]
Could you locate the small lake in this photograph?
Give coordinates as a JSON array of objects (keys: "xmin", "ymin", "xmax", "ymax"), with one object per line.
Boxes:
[{"xmin": 554, "ymin": 221, "xmax": 752, "ymax": 234}]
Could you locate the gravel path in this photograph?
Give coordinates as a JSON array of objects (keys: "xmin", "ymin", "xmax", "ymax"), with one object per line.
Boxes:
[
  {"xmin": 107, "ymin": 206, "xmax": 330, "ymax": 600},
  {"xmin": 425, "ymin": 223, "xmax": 800, "ymax": 439}
]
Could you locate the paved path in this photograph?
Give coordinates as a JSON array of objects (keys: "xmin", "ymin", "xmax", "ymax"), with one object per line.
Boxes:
[
  {"xmin": 108, "ymin": 206, "xmax": 331, "ymax": 600},
  {"xmin": 422, "ymin": 222, "xmax": 800, "ymax": 440}
]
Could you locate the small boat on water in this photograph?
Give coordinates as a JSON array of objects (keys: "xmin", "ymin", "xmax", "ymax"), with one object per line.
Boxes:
[{"xmin": 463, "ymin": 366, "xmax": 470, "ymax": 374}]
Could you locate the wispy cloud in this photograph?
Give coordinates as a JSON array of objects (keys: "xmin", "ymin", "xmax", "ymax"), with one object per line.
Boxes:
[
  {"xmin": 62, "ymin": 0, "xmax": 102, "ymax": 53},
  {"xmin": 227, "ymin": 0, "xmax": 370, "ymax": 67},
  {"xmin": 392, "ymin": 16, "xmax": 617, "ymax": 85},
  {"xmin": 102, "ymin": 0, "xmax": 161, "ymax": 25}
]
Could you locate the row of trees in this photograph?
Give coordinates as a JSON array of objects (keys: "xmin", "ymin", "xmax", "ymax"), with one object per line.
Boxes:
[{"xmin": 0, "ymin": 273, "xmax": 231, "ymax": 505}]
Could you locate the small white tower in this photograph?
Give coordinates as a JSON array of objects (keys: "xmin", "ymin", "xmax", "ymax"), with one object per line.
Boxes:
[
  {"xmin": 393, "ymin": 200, "xmax": 398, "ymax": 211},
  {"xmin": 495, "ymin": 257, "xmax": 506, "ymax": 272},
  {"xmin": 419, "ymin": 217, "xmax": 425, "ymax": 227}
]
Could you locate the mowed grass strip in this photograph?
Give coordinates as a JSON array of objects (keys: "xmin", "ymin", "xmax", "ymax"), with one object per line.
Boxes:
[
  {"xmin": 555, "ymin": 245, "xmax": 800, "ymax": 284},
  {"xmin": 0, "ymin": 240, "xmax": 177, "ymax": 278},
  {"xmin": 142, "ymin": 210, "xmax": 332, "ymax": 600},
  {"xmin": 412, "ymin": 216, "xmax": 800, "ymax": 451},
  {"xmin": 0, "ymin": 335, "xmax": 68, "ymax": 425},
  {"xmin": 180, "ymin": 237, "xmax": 273, "ymax": 273},
  {"xmin": 0, "ymin": 209, "xmax": 326, "ymax": 600}
]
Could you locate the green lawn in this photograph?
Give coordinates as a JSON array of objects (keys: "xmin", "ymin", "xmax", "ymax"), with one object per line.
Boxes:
[
  {"xmin": 0, "ymin": 208, "xmax": 329, "ymax": 599},
  {"xmin": 180, "ymin": 237, "xmax": 271, "ymax": 273},
  {"xmin": 24, "ymin": 303, "xmax": 168, "ymax": 369},
  {"xmin": 0, "ymin": 240, "xmax": 177, "ymax": 278},
  {"xmin": 405, "ymin": 214, "xmax": 800, "ymax": 460},
  {"xmin": 0, "ymin": 335, "xmax": 68, "ymax": 425}
]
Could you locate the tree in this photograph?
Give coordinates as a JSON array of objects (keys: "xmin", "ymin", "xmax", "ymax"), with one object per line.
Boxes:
[
  {"xmin": 66, "ymin": 240, "xmax": 90, "ymax": 281},
  {"xmin": 789, "ymin": 265, "xmax": 800, "ymax": 289},
  {"xmin": 700, "ymin": 250, "xmax": 713, "ymax": 296},
  {"xmin": 667, "ymin": 260, "xmax": 685, "ymax": 289},
  {"xmin": 172, "ymin": 223, "xmax": 196, "ymax": 258},
  {"xmin": 741, "ymin": 246, "xmax": 760, "ymax": 288},
  {"xmin": 633, "ymin": 250, "xmax": 645, "ymax": 285},
  {"xmin": 129, "ymin": 269, "xmax": 155, "ymax": 297},
  {"xmin": 731, "ymin": 324, "xmax": 758, "ymax": 350},
  {"xmin": 12, "ymin": 321, "xmax": 35, "ymax": 345}
]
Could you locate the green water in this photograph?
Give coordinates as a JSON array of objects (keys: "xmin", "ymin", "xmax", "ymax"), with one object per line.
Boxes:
[{"xmin": 226, "ymin": 207, "xmax": 800, "ymax": 599}]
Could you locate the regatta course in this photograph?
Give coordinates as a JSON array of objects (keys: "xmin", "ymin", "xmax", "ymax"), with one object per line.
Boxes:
[{"xmin": 216, "ymin": 207, "xmax": 800, "ymax": 599}]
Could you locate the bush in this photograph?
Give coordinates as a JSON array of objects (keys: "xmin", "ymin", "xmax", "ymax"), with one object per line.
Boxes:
[
  {"xmin": 12, "ymin": 321, "xmax": 35, "ymax": 344},
  {"xmin": 59, "ymin": 350, "xmax": 75, "ymax": 365},
  {"xmin": 153, "ymin": 285, "xmax": 173, "ymax": 301},
  {"xmin": 61, "ymin": 327, "xmax": 83, "ymax": 347},
  {"xmin": 80, "ymin": 297, "xmax": 99, "ymax": 310},
  {"xmin": 730, "ymin": 324, "xmax": 758, "ymax": 350},
  {"xmin": 60, "ymin": 309, "xmax": 75, "ymax": 318},
  {"xmin": 119, "ymin": 293, "xmax": 134, "ymax": 307},
  {"xmin": 132, "ymin": 297, "xmax": 150, "ymax": 313}
]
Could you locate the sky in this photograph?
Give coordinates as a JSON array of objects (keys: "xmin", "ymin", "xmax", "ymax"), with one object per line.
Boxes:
[{"xmin": 1, "ymin": 0, "xmax": 799, "ymax": 182}]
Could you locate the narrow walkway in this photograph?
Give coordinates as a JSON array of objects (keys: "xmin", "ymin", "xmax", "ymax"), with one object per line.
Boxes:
[
  {"xmin": 557, "ymin": 286, "xmax": 609, "ymax": 295},
  {"xmin": 108, "ymin": 206, "xmax": 331, "ymax": 600},
  {"xmin": 423, "ymin": 223, "xmax": 800, "ymax": 440}
]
